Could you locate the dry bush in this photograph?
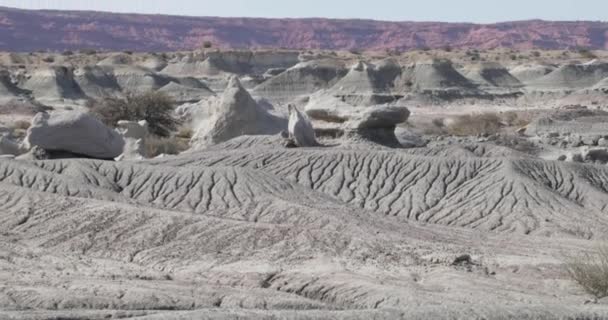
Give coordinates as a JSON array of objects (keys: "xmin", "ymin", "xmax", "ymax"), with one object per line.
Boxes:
[
  {"xmin": 577, "ymin": 47, "xmax": 598, "ymax": 60},
  {"xmin": 446, "ymin": 113, "xmax": 502, "ymax": 136},
  {"xmin": 145, "ymin": 136, "xmax": 189, "ymax": 157},
  {"xmin": 564, "ymin": 246, "xmax": 608, "ymax": 299},
  {"xmin": 89, "ymin": 91, "xmax": 180, "ymax": 137},
  {"xmin": 175, "ymin": 126, "xmax": 194, "ymax": 139},
  {"xmin": 11, "ymin": 120, "xmax": 31, "ymax": 130},
  {"xmin": 501, "ymin": 111, "xmax": 533, "ymax": 128}
]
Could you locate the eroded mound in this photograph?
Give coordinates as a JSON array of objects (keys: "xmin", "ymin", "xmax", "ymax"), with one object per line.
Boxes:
[
  {"xmin": 2, "ymin": 141, "xmax": 608, "ymax": 318},
  {"xmin": 252, "ymin": 59, "xmax": 348, "ymax": 105},
  {"xmin": 155, "ymin": 146, "xmax": 608, "ymax": 237}
]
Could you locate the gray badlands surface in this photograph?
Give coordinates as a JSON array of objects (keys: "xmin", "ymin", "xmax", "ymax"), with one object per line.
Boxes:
[{"xmin": 1, "ymin": 49, "xmax": 608, "ymax": 319}]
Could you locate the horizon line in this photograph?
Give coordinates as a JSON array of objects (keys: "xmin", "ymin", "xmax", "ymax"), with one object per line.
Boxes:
[{"xmin": 1, "ymin": 5, "xmax": 606, "ymax": 25}]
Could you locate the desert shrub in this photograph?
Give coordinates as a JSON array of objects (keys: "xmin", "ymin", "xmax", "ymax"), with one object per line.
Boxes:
[
  {"xmin": 531, "ymin": 51, "xmax": 541, "ymax": 58},
  {"xmin": 501, "ymin": 111, "xmax": 533, "ymax": 128},
  {"xmin": 89, "ymin": 91, "xmax": 179, "ymax": 137},
  {"xmin": 11, "ymin": 120, "xmax": 31, "ymax": 130},
  {"xmin": 564, "ymin": 246, "xmax": 608, "ymax": 299},
  {"xmin": 175, "ymin": 125, "xmax": 194, "ymax": 139},
  {"xmin": 349, "ymin": 49, "xmax": 362, "ymax": 55},
  {"xmin": 202, "ymin": 41, "xmax": 213, "ymax": 49},
  {"xmin": 446, "ymin": 113, "xmax": 502, "ymax": 136},
  {"xmin": 62, "ymin": 50, "xmax": 74, "ymax": 56},
  {"xmin": 42, "ymin": 56, "xmax": 55, "ymax": 63},
  {"xmin": 577, "ymin": 47, "xmax": 597, "ymax": 59},
  {"xmin": 79, "ymin": 48, "xmax": 98, "ymax": 55},
  {"xmin": 145, "ymin": 136, "xmax": 189, "ymax": 157}
]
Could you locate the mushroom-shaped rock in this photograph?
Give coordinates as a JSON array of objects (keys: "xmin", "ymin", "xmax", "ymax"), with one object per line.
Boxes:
[
  {"xmin": 25, "ymin": 111, "xmax": 125, "ymax": 159},
  {"xmin": 304, "ymin": 92, "xmax": 410, "ymax": 148},
  {"xmin": 288, "ymin": 104, "xmax": 318, "ymax": 147}
]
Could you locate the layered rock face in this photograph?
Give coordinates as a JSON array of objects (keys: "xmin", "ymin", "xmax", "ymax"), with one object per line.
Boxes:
[
  {"xmin": 252, "ymin": 59, "xmax": 348, "ymax": 105},
  {"xmin": 1, "ymin": 7, "xmax": 607, "ymax": 51},
  {"xmin": 22, "ymin": 66, "xmax": 86, "ymax": 104}
]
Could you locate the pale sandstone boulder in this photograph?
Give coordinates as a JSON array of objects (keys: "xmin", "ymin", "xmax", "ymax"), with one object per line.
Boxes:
[
  {"xmin": 287, "ymin": 104, "xmax": 318, "ymax": 147},
  {"xmin": 25, "ymin": 111, "xmax": 125, "ymax": 159}
]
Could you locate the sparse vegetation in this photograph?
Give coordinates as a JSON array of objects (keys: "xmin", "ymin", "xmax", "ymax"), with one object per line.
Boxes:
[
  {"xmin": 202, "ymin": 41, "xmax": 213, "ymax": 49},
  {"xmin": 144, "ymin": 135, "xmax": 189, "ymax": 157},
  {"xmin": 175, "ymin": 125, "xmax": 194, "ymax": 139},
  {"xmin": 89, "ymin": 91, "xmax": 180, "ymax": 137},
  {"xmin": 501, "ymin": 111, "xmax": 533, "ymax": 128},
  {"xmin": 564, "ymin": 245, "xmax": 608, "ymax": 299},
  {"xmin": 577, "ymin": 47, "xmax": 597, "ymax": 59},
  {"xmin": 9, "ymin": 120, "xmax": 31, "ymax": 139},
  {"xmin": 11, "ymin": 120, "xmax": 31, "ymax": 131},
  {"xmin": 446, "ymin": 113, "xmax": 503, "ymax": 136},
  {"xmin": 79, "ymin": 48, "xmax": 98, "ymax": 55}
]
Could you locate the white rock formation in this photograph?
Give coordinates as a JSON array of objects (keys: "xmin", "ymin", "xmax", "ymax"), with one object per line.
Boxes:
[
  {"xmin": 190, "ymin": 77, "xmax": 286, "ymax": 149},
  {"xmin": 115, "ymin": 120, "xmax": 149, "ymax": 160},
  {"xmin": 287, "ymin": 105, "xmax": 318, "ymax": 147},
  {"xmin": 305, "ymin": 92, "xmax": 410, "ymax": 147},
  {"xmin": 25, "ymin": 111, "xmax": 125, "ymax": 159}
]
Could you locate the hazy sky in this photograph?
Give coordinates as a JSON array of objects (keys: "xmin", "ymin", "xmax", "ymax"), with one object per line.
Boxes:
[{"xmin": 0, "ymin": 0, "xmax": 605, "ymax": 23}]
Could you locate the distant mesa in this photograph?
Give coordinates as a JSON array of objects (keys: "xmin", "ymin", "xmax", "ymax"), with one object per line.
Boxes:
[{"xmin": 0, "ymin": 6, "xmax": 606, "ymax": 51}]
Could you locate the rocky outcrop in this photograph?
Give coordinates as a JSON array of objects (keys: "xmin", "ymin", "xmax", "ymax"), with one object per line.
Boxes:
[
  {"xmin": 252, "ymin": 59, "xmax": 348, "ymax": 106},
  {"xmin": 115, "ymin": 120, "xmax": 149, "ymax": 160},
  {"xmin": 0, "ymin": 70, "xmax": 27, "ymax": 102},
  {"xmin": 190, "ymin": 77, "xmax": 286, "ymax": 149},
  {"xmin": 25, "ymin": 111, "xmax": 125, "ymax": 159},
  {"xmin": 287, "ymin": 105, "xmax": 318, "ymax": 147},
  {"xmin": 461, "ymin": 62, "xmax": 523, "ymax": 89},
  {"xmin": 73, "ymin": 66, "xmax": 122, "ymax": 99},
  {"xmin": 397, "ymin": 59, "xmax": 478, "ymax": 94},
  {"xmin": 305, "ymin": 93, "xmax": 410, "ymax": 147},
  {"xmin": 22, "ymin": 66, "xmax": 86, "ymax": 103},
  {"xmin": 527, "ymin": 62, "xmax": 608, "ymax": 90}
]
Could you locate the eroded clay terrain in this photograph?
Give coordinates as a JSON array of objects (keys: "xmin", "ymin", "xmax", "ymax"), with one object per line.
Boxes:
[{"xmin": 1, "ymin": 48, "xmax": 608, "ymax": 319}]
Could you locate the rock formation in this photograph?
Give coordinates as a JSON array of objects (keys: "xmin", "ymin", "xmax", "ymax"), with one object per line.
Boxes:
[
  {"xmin": 305, "ymin": 92, "xmax": 410, "ymax": 147},
  {"xmin": 25, "ymin": 111, "xmax": 125, "ymax": 159},
  {"xmin": 253, "ymin": 59, "xmax": 348, "ymax": 106},
  {"xmin": 115, "ymin": 120, "xmax": 149, "ymax": 160},
  {"xmin": 397, "ymin": 59, "xmax": 479, "ymax": 96},
  {"xmin": 190, "ymin": 77, "xmax": 286, "ymax": 149},
  {"xmin": 287, "ymin": 105, "xmax": 318, "ymax": 147},
  {"xmin": 22, "ymin": 66, "xmax": 86, "ymax": 104}
]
